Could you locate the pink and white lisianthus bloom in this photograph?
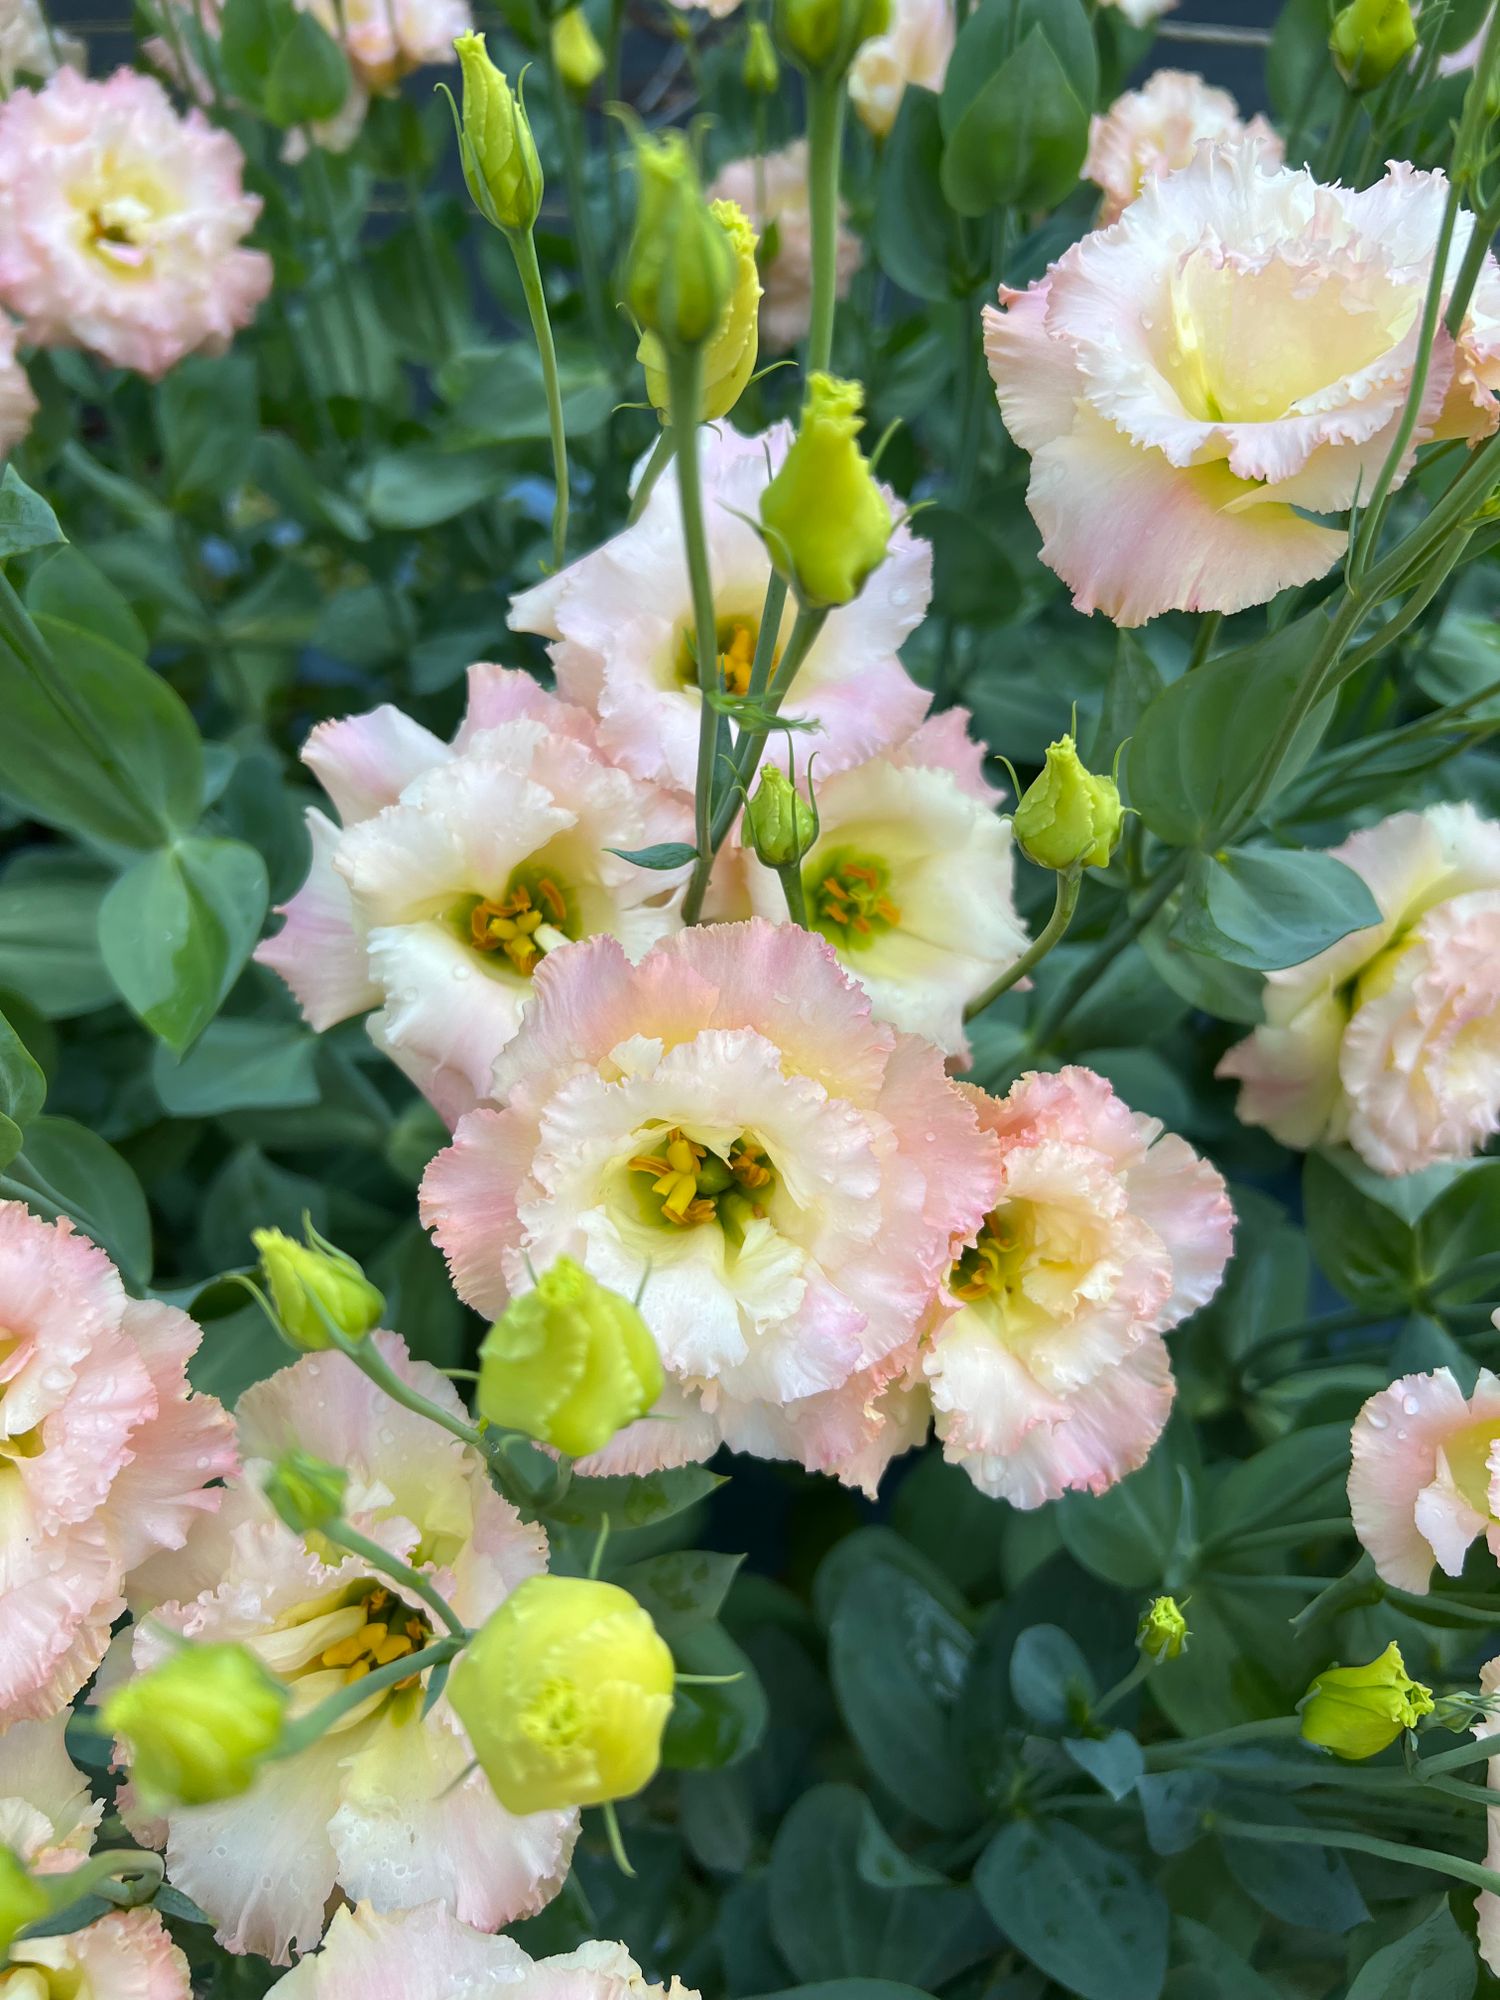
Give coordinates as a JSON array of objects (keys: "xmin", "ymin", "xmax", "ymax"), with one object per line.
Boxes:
[
  {"xmin": 510, "ymin": 425, "xmax": 930, "ymax": 796},
  {"xmin": 256, "ymin": 666, "xmax": 691, "ymax": 1127},
  {"xmin": 1218, "ymin": 804, "xmax": 1500, "ymax": 1174},
  {"xmin": 1348, "ymin": 1366, "xmax": 1500, "ymax": 1591},
  {"xmin": 0, "ymin": 0, "xmax": 81, "ymax": 95},
  {"xmin": 706, "ymin": 145, "xmax": 862, "ymax": 351},
  {"xmin": 984, "ymin": 143, "xmax": 1500, "ymax": 626},
  {"xmin": 849, "ymin": 0, "xmax": 955, "ymax": 139},
  {"xmin": 302, "ymin": 0, "xmax": 471, "ymax": 88},
  {"xmin": 116, "ymin": 1336, "xmax": 576, "ymax": 1963},
  {"xmin": 741, "ymin": 712, "xmax": 1027, "ymax": 1058},
  {"xmin": 1101, "ymin": 0, "xmax": 1178, "ymax": 21},
  {"xmin": 0, "ymin": 68, "xmax": 270, "ymax": 379},
  {"xmin": 1085, "ymin": 71, "xmax": 1282, "ymax": 225},
  {"xmin": 924, "ymin": 1067, "xmax": 1233, "ymax": 1509},
  {"xmin": 0, "ymin": 314, "xmax": 36, "ymax": 455},
  {"xmin": 421, "ymin": 921, "xmax": 1001, "ymax": 1492},
  {"xmin": 0, "ymin": 1201, "xmax": 235, "ymax": 1728},
  {"xmin": 266, "ymin": 1901, "xmax": 700, "ymax": 2000},
  {"xmin": 0, "ymin": 1714, "xmax": 102, "ymax": 1871}
]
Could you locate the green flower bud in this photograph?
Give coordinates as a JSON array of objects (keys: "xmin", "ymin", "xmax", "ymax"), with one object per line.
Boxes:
[
  {"xmin": 743, "ymin": 19, "xmax": 781, "ymax": 93},
  {"xmin": 450, "ymin": 32, "xmax": 544, "ymax": 234},
  {"xmin": 478, "ymin": 1256, "xmax": 664, "ymax": 1460},
  {"xmin": 774, "ymin": 0, "xmax": 889, "ymax": 76},
  {"xmin": 253, "ymin": 1224, "xmax": 384, "ymax": 1352},
  {"xmin": 1330, "ymin": 0, "xmax": 1416, "ymax": 89},
  {"xmin": 552, "ymin": 6, "xmax": 605, "ymax": 96},
  {"xmin": 638, "ymin": 199, "xmax": 761, "ymax": 424},
  {"xmin": 622, "ymin": 130, "xmax": 736, "ymax": 352},
  {"xmin": 105, "ymin": 1644, "xmax": 289, "ymax": 1809},
  {"xmin": 264, "ymin": 1449, "xmax": 349, "ymax": 1536},
  {"xmin": 1299, "ymin": 1642, "xmax": 1434, "ymax": 1760},
  {"xmin": 0, "ymin": 1848, "xmax": 47, "ymax": 1959},
  {"xmin": 760, "ymin": 374, "xmax": 892, "ymax": 608},
  {"xmin": 1012, "ymin": 735, "xmax": 1123, "ymax": 874},
  {"xmin": 1137, "ymin": 1596, "xmax": 1189, "ymax": 1663},
  {"xmin": 746, "ymin": 764, "xmax": 819, "ymax": 870}
]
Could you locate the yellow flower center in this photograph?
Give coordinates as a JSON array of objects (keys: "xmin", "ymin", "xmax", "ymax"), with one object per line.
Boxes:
[
  {"xmin": 627, "ymin": 1126, "xmax": 775, "ymax": 1233},
  {"xmin": 464, "ymin": 869, "xmax": 574, "ymax": 977},
  {"xmin": 949, "ymin": 1199, "xmax": 1105, "ymax": 1357},
  {"xmin": 677, "ymin": 612, "xmax": 780, "ymax": 697},
  {"xmin": 807, "ymin": 847, "xmax": 901, "ymax": 951},
  {"xmin": 254, "ymin": 1581, "xmax": 434, "ymax": 1725}
]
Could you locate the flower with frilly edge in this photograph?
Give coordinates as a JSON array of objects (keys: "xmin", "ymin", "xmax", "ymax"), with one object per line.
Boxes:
[
  {"xmin": 1085, "ymin": 70, "xmax": 1282, "ymax": 225},
  {"xmin": 1348, "ymin": 1365, "xmax": 1500, "ymax": 1591}
]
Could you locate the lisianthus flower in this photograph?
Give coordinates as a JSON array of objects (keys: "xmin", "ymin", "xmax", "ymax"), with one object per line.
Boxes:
[
  {"xmin": 265, "ymin": 1901, "xmax": 700, "ymax": 2000},
  {"xmin": 1348, "ymin": 1366, "xmax": 1500, "ymax": 1590},
  {"xmin": 0, "ymin": 1201, "xmax": 235, "ymax": 1728},
  {"xmin": 0, "ymin": 1714, "xmax": 101, "ymax": 1873},
  {"xmin": 142, "ymin": 0, "xmax": 370, "ymax": 156},
  {"xmin": 256, "ymin": 665, "xmax": 691, "ymax": 1127},
  {"xmin": 1218, "ymin": 804, "xmax": 1500, "ymax": 1173},
  {"xmin": 924, "ymin": 1067, "xmax": 1234, "ymax": 1509},
  {"xmin": 0, "ymin": 314, "xmax": 36, "ymax": 455},
  {"xmin": 0, "ymin": 0, "xmax": 82, "ymax": 93},
  {"xmin": 114, "ymin": 1336, "xmax": 575, "ymax": 1963},
  {"xmin": 740, "ymin": 712, "xmax": 1027, "ymax": 1057},
  {"xmin": 849, "ymin": 0, "xmax": 955, "ymax": 139},
  {"xmin": 301, "ymin": 0, "xmax": 471, "ymax": 90},
  {"xmin": 509, "ymin": 425, "xmax": 930, "ymax": 795},
  {"xmin": 1101, "ymin": 0, "xmax": 1178, "ymax": 21},
  {"xmin": 707, "ymin": 143, "xmax": 862, "ymax": 350},
  {"xmin": 421, "ymin": 921, "xmax": 1000, "ymax": 1492},
  {"xmin": 1474, "ymin": 1655, "xmax": 1500, "ymax": 1975},
  {"xmin": 1085, "ymin": 70, "xmax": 1282, "ymax": 224},
  {"xmin": 984, "ymin": 143, "xmax": 1500, "ymax": 625},
  {"xmin": 0, "ymin": 68, "xmax": 271, "ymax": 379}
]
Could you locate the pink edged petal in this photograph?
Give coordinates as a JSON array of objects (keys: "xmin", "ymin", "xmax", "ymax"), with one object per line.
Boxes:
[
  {"xmin": 109, "ymin": 1298, "xmax": 237, "ymax": 1575},
  {"xmin": 1348, "ymin": 1367, "xmax": 1500, "ymax": 1591},
  {"xmin": 0, "ymin": 1201, "xmax": 124, "ymax": 1420},
  {"xmin": 422, "ymin": 1107, "xmax": 537, "ymax": 1320},
  {"xmin": 57, "ymin": 1909, "xmax": 192, "ymax": 1998},
  {"xmin": 1123, "ymin": 1132, "xmax": 1235, "ymax": 1325},
  {"xmin": 265, "ymin": 1901, "xmax": 531, "ymax": 2000},
  {"xmin": 0, "ymin": 1713, "xmax": 102, "ymax": 1866},
  {"xmin": 17, "ymin": 1317, "xmax": 154, "ymax": 1537},
  {"xmin": 303, "ymin": 706, "xmax": 449, "ymax": 825},
  {"xmin": 453, "ymin": 663, "xmax": 598, "ymax": 750},
  {"xmin": 1216, "ymin": 990, "xmax": 1349, "ymax": 1152},
  {"xmin": 365, "ymin": 921, "xmax": 529, "ymax": 1119},
  {"xmin": 983, "ymin": 285, "xmax": 1080, "ymax": 453},
  {"xmin": 0, "ymin": 1520, "xmax": 122, "ymax": 1725},
  {"xmin": 891, "ymin": 704, "xmax": 1004, "ymax": 805},
  {"xmin": 255, "ymin": 809, "xmax": 379, "ymax": 1032},
  {"xmin": 571, "ymin": 1379, "xmax": 724, "ymax": 1476}
]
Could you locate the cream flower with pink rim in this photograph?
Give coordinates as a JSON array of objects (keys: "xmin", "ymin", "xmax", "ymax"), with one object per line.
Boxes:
[
  {"xmin": 1348, "ymin": 1367, "xmax": 1500, "ymax": 1591},
  {"xmin": 849, "ymin": 0, "xmax": 955, "ymax": 139},
  {"xmin": 256, "ymin": 665, "xmax": 690, "ymax": 1127},
  {"xmin": 420, "ymin": 921, "xmax": 1000, "ymax": 1490},
  {"xmin": 510, "ymin": 424, "xmax": 930, "ymax": 795},
  {"xmin": 741, "ymin": 712, "xmax": 1027, "ymax": 1058},
  {"xmin": 0, "ymin": 314, "xmax": 36, "ymax": 456},
  {"xmin": 984, "ymin": 142, "xmax": 1500, "ymax": 626},
  {"xmin": 924, "ymin": 1067, "xmax": 1233, "ymax": 1509},
  {"xmin": 116, "ymin": 1336, "xmax": 575, "ymax": 1963},
  {"xmin": 1085, "ymin": 71, "xmax": 1282, "ymax": 226},
  {"xmin": 706, "ymin": 147, "xmax": 862, "ymax": 352}
]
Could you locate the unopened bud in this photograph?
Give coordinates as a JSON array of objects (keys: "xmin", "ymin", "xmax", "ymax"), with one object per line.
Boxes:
[
  {"xmin": 477, "ymin": 1257, "xmax": 663, "ymax": 1460},
  {"xmin": 746, "ymin": 764, "xmax": 819, "ymax": 870},
  {"xmin": 264, "ymin": 1449, "xmax": 349, "ymax": 1536},
  {"xmin": 449, "ymin": 32, "xmax": 544, "ymax": 234},
  {"xmin": 1137, "ymin": 1596, "xmax": 1189, "ymax": 1663},
  {"xmin": 638, "ymin": 198, "xmax": 761, "ymax": 423},
  {"xmin": 774, "ymin": 0, "xmax": 889, "ymax": 77},
  {"xmin": 253, "ymin": 1223, "xmax": 383, "ymax": 1352},
  {"xmin": 1330, "ymin": 0, "xmax": 1416, "ymax": 89},
  {"xmin": 105, "ymin": 1644, "xmax": 289, "ymax": 1809},
  {"xmin": 552, "ymin": 6, "xmax": 605, "ymax": 95},
  {"xmin": 760, "ymin": 374, "xmax": 891, "ymax": 607},
  {"xmin": 1300, "ymin": 1642, "xmax": 1434, "ymax": 1760},
  {"xmin": 623, "ymin": 130, "xmax": 736, "ymax": 352},
  {"xmin": 0, "ymin": 1848, "xmax": 46, "ymax": 1958},
  {"xmin": 743, "ymin": 19, "xmax": 781, "ymax": 92},
  {"xmin": 1012, "ymin": 735, "xmax": 1123, "ymax": 873}
]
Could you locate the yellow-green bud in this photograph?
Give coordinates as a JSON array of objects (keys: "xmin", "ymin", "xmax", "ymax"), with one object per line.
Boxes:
[
  {"xmin": 450, "ymin": 32, "xmax": 544, "ymax": 234},
  {"xmin": 1137, "ymin": 1596, "xmax": 1189, "ymax": 1663},
  {"xmin": 622, "ymin": 131, "xmax": 736, "ymax": 352},
  {"xmin": 743, "ymin": 19, "xmax": 780, "ymax": 93},
  {"xmin": 0, "ymin": 1848, "xmax": 47, "ymax": 1958},
  {"xmin": 449, "ymin": 1575, "xmax": 676, "ymax": 1814},
  {"xmin": 253, "ymin": 1224, "xmax": 384, "ymax": 1352},
  {"xmin": 760, "ymin": 374, "xmax": 892, "ymax": 608},
  {"xmin": 746, "ymin": 764, "xmax": 819, "ymax": 870},
  {"xmin": 638, "ymin": 198, "xmax": 761, "ymax": 424},
  {"xmin": 104, "ymin": 1644, "xmax": 289, "ymax": 1809},
  {"xmin": 1299, "ymin": 1642, "xmax": 1434, "ymax": 1760},
  {"xmin": 774, "ymin": 0, "xmax": 888, "ymax": 76},
  {"xmin": 1330, "ymin": 0, "xmax": 1416, "ymax": 89},
  {"xmin": 477, "ymin": 1257, "xmax": 664, "ymax": 1460},
  {"xmin": 552, "ymin": 6, "xmax": 605, "ymax": 95},
  {"xmin": 1012, "ymin": 735, "xmax": 1123, "ymax": 874},
  {"xmin": 264, "ymin": 1449, "xmax": 348, "ymax": 1536}
]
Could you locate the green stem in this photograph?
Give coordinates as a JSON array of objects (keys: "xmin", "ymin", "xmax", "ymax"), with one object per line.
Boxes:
[
  {"xmin": 1186, "ymin": 610, "xmax": 1222, "ymax": 672},
  {"xmin": 804, "ymin": 74, "xmax": 847, "ymax": 375},
  {"xmin": 1415, "ymin": 1734, "xmax": 1500, "ymax": 1777},
  {"xmin": 627, "ymin": 426, "xmax": 677, "ymax": 527},
  {"xmin": 776, "ymin": 860, "xmax": 809, "ymax": 925},
  {"xmin": 1144, "ymin": 1716, "xmax": 1302, "ymax": 1769},
  {"xmin": 1093, "ymin": 1653, "xmax": 1152, "ymax": 1723},
  {"xmin": 964, "ymin": 866, "xmax": 1082, "ymax": 1022},
  {"xmin": 340, "ymin": 1334, "xmax": 485, "ymax": 1455},
  {"xmin": 1209, "ymin": 1813, "xmax": 1500, "ymax": 1899},
  {"xmin": 667, "ymin": 350, "xmax": 719, "ymax": 898},
  {"xmin": 322, "ymin": 1521, "xmax": 470, "ymax": 1639},
  {"xmin": 1318, "ymin": 90, "xmax": 1361, "ymax": 183},
  {"xmin": 275, "ymin": 1635, "xmax": 464, "ymax": 1758},
  {"xmin": 509, "ymin": 226, "xmax": 570, "ymax": 571},
  {"xmin": 1208, "ymin": 1519, "xmax": 1353, "ymax": 1557},
  {"xmin": 1026, "ymin": 853, "xmax": 1190, "ymax": 1052}
]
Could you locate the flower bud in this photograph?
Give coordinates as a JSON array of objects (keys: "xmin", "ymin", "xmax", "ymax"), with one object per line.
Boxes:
[
  {"xmin": 264, "ymin": 1449, "xmax": 349, "ymax": 1536},
  {"xmin": 1137, "ymin": 1596, "xmax": 1189, "ymax": 1663},
  {"xmin": 743, "ymin": 19, "xmax": 781, "ymax": 92},
  {"xmin": 746, "ymin": 764, "xmax": 819, "ymax": 870},
  {"xmin": 449, "ymin": 1575, "xmax": 675, "ymax": 1814},
  {"xmin": 622, "ymin": 131, "xmax": 736, "ymax": 352},
  {"xmin": 1299, "ymin": 1642, "xmax": 1434, "ymax": 1760},
  {"xmin": 105, "ymin": 1644, "xmax": 289, "ymax": 1809},
  {"xmin": 1012, "ymin": 735, "xmax": 1123, "ymax": 874},
  {"xmin": 552, "ymin": 6, "xmax": 605, "ymax": 96},
  {"xmin": 760, "ymin": 374, "xmax": 892, "ymax": 608},
  {"xmin": 638, "ymin": 198, "xmax": 761, "ymax": 424},
  {"xmin": 253, "ymin": 1224, "xmax": 384, "ymax": 1352},
  {"xmin": 450, "ymin": 32, "xmax": 544, "ymax": 234},
  {"xmin": 1330, "ymin": 0, "xmax": 1416, "ymax": 89},
  {"xmin": 0, "ymin": 1848, "xmax": 46, "ymax": 1958},
  {"xmin": 476, "ymin": 1256, "xmax": 664, "ymax": 1460},
  {"xmin": 774, "ymin": 0, "xmax": 889, "ymax": 76}
]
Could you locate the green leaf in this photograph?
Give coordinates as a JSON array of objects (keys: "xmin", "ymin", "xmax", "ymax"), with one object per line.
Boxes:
[
  {"xmin": 1009, "ymin": 1623, "xmax": 1094, "ymax": 1730},
  {"xmin": 1302, "ymin": 1151, "xmax": 1421, "ymax": 1310},
  {"xmin": 543, "ymin": 1465, "xmax": 726, "ymax": 1530},
  {"xmin": 1219, "ymin": 1809, "xmax": 1367, "ymax": 1935},
  {"xmin": 608, "ymin": 842, "xmax": 698, "ymax": 870},
  {"xmin": 1346, "ymin": 1901, "xmax": 1476, "ymax": 1999},
  {"xmin": 974, "ymin": 1819, "xmax": 1169, "ymax": 2000},
  {"xmin": 940, "ymin": 27, "xmax": 1090, "ymax": 216},
  {"xmin": 151, "ymin": 1017, "xmax": 320, "ymax": 1117},
  {"xmin": 1136, "ymin": 1772, "xmax": 1216, "ymax": 1856},
  {"xmin": 874, "ymin": 87, "xmax": 968, "ymax": 302},
  {"xmin": 662, "ymin": 1621, "xmax": 767, "ymax": 1770},
  {"xmin": 0, "ymin": 465, "xmax": 64, "ymax": 561},
  {"xmin": 613, "ymin": 1551, "xmax": 744, "ymax": 1640},
  {"xmin": 0, "ymin": 1003, "xmax": 44, "ymax": 1171},
  {"xmin": 218, "ymin": 0, "xmax": 297, "ymax": 102},
  {"xmin": 0, "ymin": 1114, "xmax": 152, "ymax": 1286},
  {"xmin": 918, "ymin": 507, "xmax": 1022, "ymax": 626},
  {"xmin": 1173, "ymin": 847, "xmax": 1382, "ymax": 971},
  {"xmin": 363, "ymin": 445, "xmax": 512, "ymax": 531},
  {"xmin": 158, "ymin": 354, "xmax": 260, "ymax": 504},
  {"xmin": 940, "ymin": 0, "xmax": 1096, "ymax": 138},
  {"xmin": 98, "ymin": 837, "xmax": 269, "ymax": 1054},
  {"xmin": 438, "ymin": 341, "xmax": 615, "ymax": 445},
  {"xmin": 1063, "ymin": 1729, "xmax": 1144, "ymax": 1801},
  {"xmin": 263, "ymin": 7, "xmax": 350, "ymax": 125},
  {"xmin": 1059, "ymin": 1432, "xmax": 1191, "ymax": 1590},
  {"xmin": 26, "ymin": 547, "xmax": 146, "ymax": 656},
  {"xmin": 0, "ymin": 864, "xmax": 115, "ymax": 1018}
]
